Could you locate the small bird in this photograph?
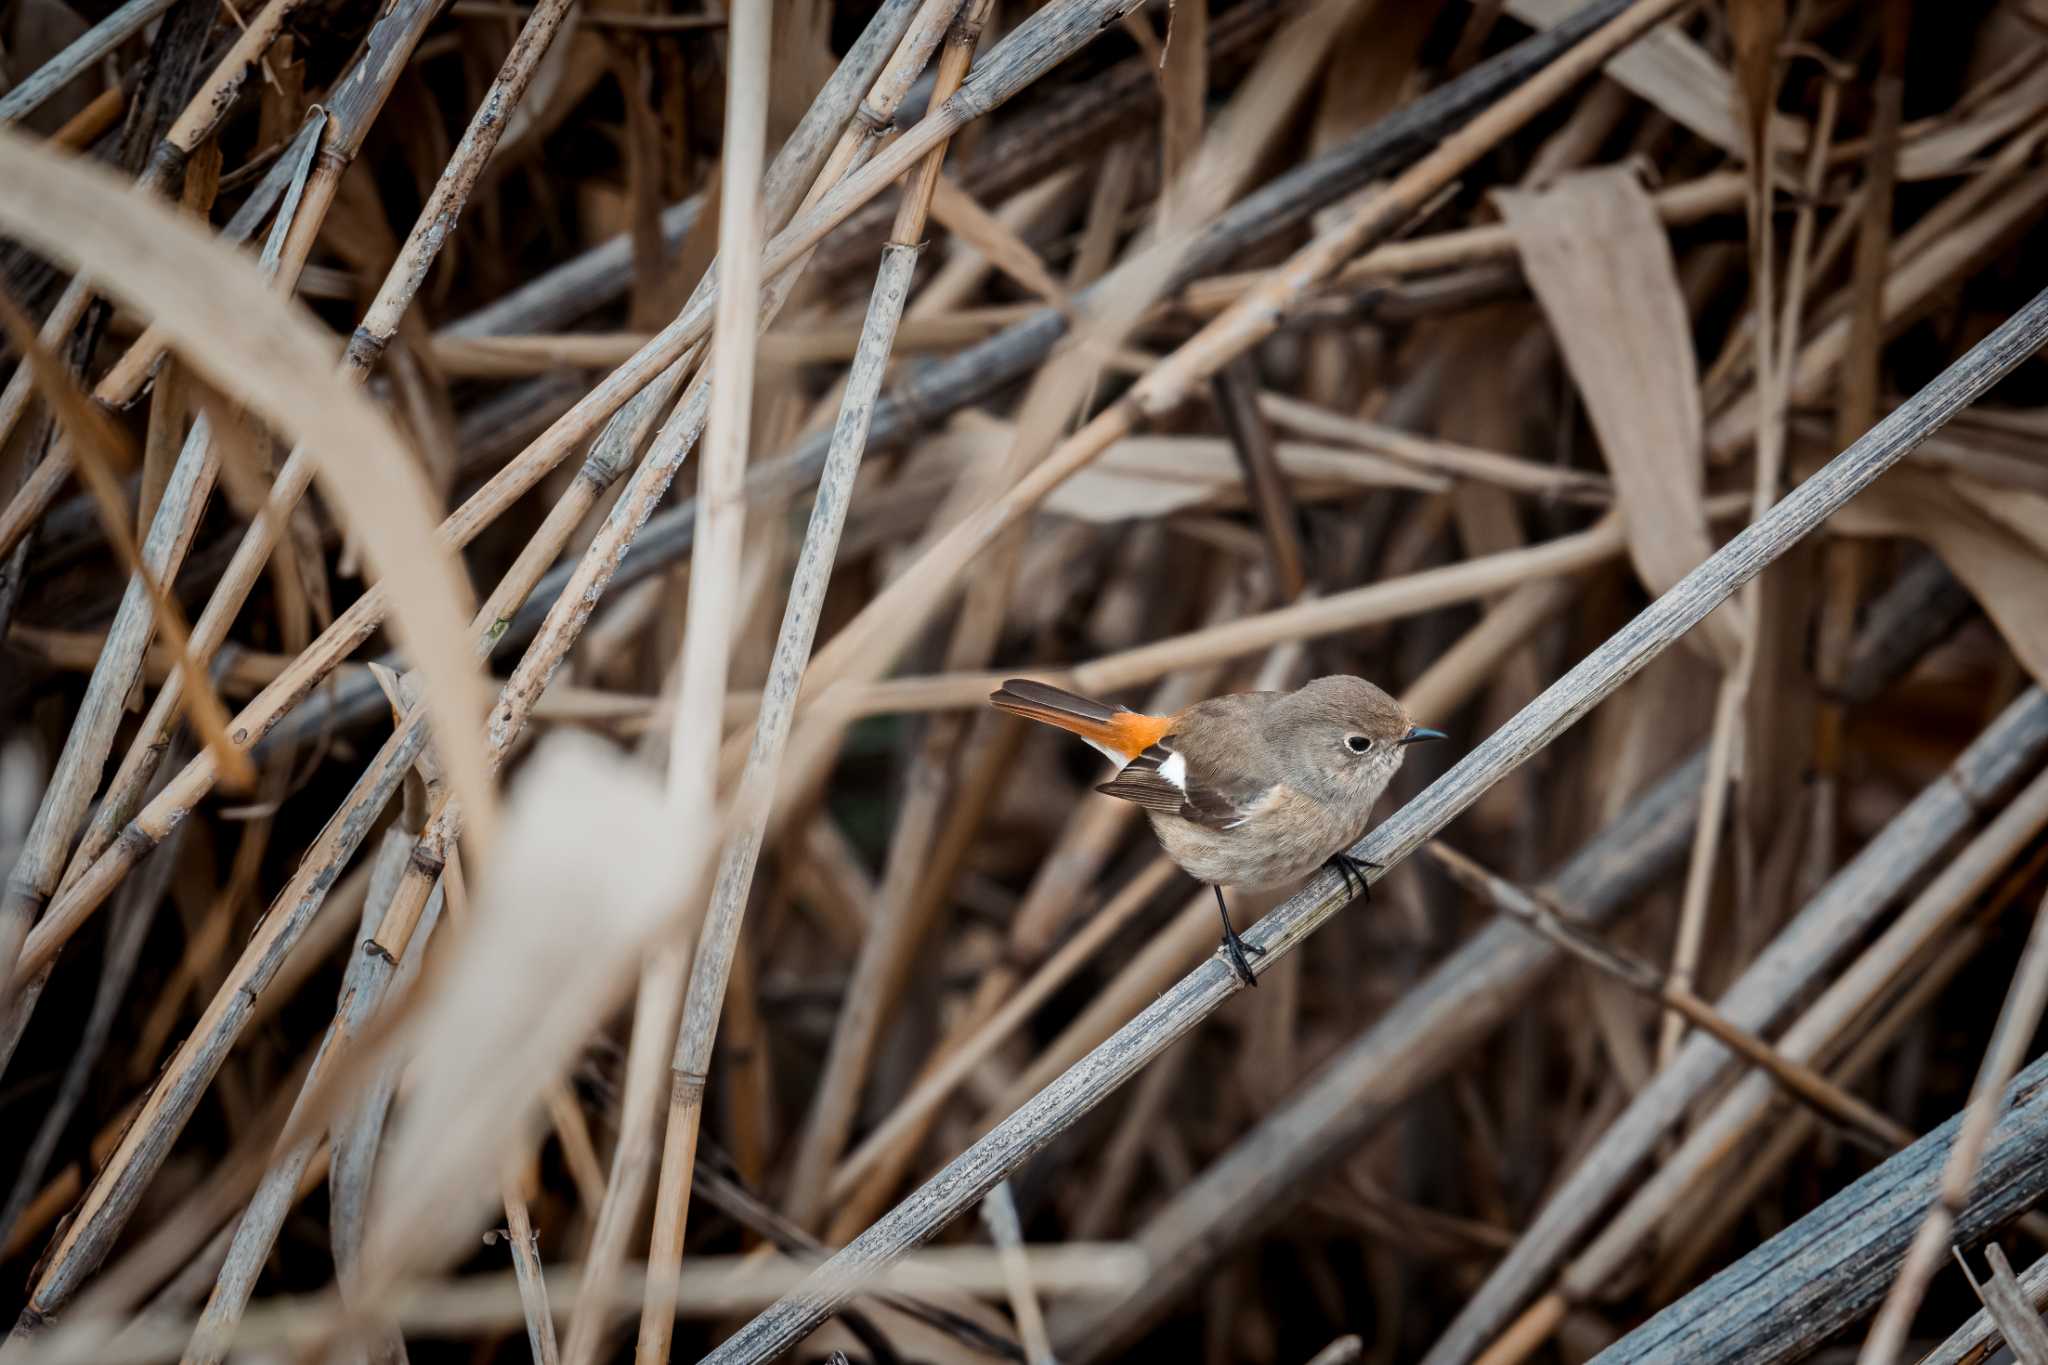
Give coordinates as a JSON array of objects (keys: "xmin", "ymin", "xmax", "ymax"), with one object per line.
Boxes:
[{"xmin": 990, "ymin": 676, "xmax": 1445, "ymax": 988}]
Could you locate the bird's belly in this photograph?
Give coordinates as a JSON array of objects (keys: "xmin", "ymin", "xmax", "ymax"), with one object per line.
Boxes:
[{"xmin": 1146, "ymin": 807, "xmax": 1352, "ymax": 890}]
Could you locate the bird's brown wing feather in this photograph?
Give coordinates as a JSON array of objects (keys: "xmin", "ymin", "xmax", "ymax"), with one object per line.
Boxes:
[{"xmin": 1096, "ymin": 740, "xmax": 1270, "ymax": 830}]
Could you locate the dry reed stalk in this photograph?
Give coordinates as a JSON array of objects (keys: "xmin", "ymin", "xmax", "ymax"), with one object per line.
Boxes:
[
  {"xmin": 25, "ymin": 0, "xmax": 575, "ymax": 973},
  {"xmin": 1591, "ymin": 1051, "xmax": 2048, "ymax": 1365},
  {"xmin": 1924, "ymin": 1246, "xmax": 2048, "ymax": 1365},
  {"xmin": 635, "ymin": 2, "xmax": 985, "ymax": 1352},
  {"xmin": 1427, "ymin": 844, "xmax": 1910, "ymax": 1152},
  {"xmin": 1861, "ymin": 887, "xmax": 2048, "ymax": 1362},
  {"xmin": 980, "ymin": 1182, "xmax": 1054, "ymax": 1365},
  {"xmin": 5, "ymin": 0, "xmax": 1081, "ymax": 984},
  {"xmin": 1050, "ymin": 556, "xmax": 1982, "ymax": 1361},
  {"xmin": 705, "ymin": 276, "xmax": 2048, "ymax": 1365},
  {"xmin": 1447, "ymin": 710, "xmax": 2048, "ymax": 1365},
  {"xmin": 833, "ymin": 515, "xmax": 1645, "ymax": 715},
  {"xmin": 570, "ymin": 0, "xmax": 779, "ymax": 1357},
  {"xmin": 776, "ymin": 0, "xmax": 1382, "ymax": 1231},
  {"xmin": 0, "ymin": 0, "xmax": 179, "ymax": 125}
]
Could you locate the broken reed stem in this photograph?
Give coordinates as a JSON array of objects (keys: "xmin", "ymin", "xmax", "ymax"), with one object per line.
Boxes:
[
  {"xmin": 635, "ymin": 4, "xmax": 982, "ymax": 1358},
  {"xmin": 0, "ymin": 0, "xmax": 179, "ymax": 124},
  {"xmin": 35, "ymin": 0, "xmax": 578, "ymax": 967},
  {"xmin": 1426, "ymin": 844, "xmax": 1909, "ymax": 1153},
  {"xmin": 0, "ymin": 0, "xmax": 347, "ymax": 559},
  {"xmin": 1464, "ymin": 723, "xmax": 2048, "ymax": 1365},
  {"xmin": 700, "ymin": 278, "xmax": 2048, "ymax": 1365},
  {"xmin": 827, "ymin": 579, "xmax": 1557, "ymax": 1221},
  {"xmin": 258, "ymin": 1, "xmax": 1668, "ymax": 754},
  {"xmin": 0, "ymin": 116, "xmax": 345, "ymax": 1024},
  {"xmin": 8, "ymin": 0, "xmax": 1140, "ymax": 1017},
  {"xmin": 599, "ymin": 0, "xmax": 775, "ymax": 1359},
  {"xmin": 1923, "ymin": 1246, "xmax": 2048, "ymax": 1365},
  {"xmin": 1858, "ymin": 884, "xmax": 2048, "ymax": 1365},
  {"xmin": 981, "ymin": 1182, "xmax": 1055, "ymax": 1365},
  {"xmin": 1592, "ymin": 1051, "xmax": 2048, "ymax": 1365}
]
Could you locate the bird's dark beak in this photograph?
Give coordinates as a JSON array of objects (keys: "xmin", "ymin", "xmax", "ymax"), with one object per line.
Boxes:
[{"xmin": 1400, "ymin": 726, "xmax": 1447, "ymax": 746}]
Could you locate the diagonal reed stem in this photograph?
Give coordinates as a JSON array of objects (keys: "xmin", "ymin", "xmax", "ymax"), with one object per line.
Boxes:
[{"xmin": 697, "ymin": 277, "xmax": 2048, "ymax": 1365}]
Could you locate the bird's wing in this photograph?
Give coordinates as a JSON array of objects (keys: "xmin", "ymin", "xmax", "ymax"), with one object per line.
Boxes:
[{"xmin": 1096, "ymin": 738, "xmax": 1272, "ymax": 830}]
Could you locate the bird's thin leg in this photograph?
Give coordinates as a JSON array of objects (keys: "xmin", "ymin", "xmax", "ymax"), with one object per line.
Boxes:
[
  {"xmin": 1325, "ymin": 851, "xmax": 1381, "ymax": 904},
  {"xmin": 1212, "ymin": 885, "xmax": 1264, "ymax": 988}
]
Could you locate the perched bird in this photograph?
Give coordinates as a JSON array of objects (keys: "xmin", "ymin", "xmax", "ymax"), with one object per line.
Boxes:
[{"xmin": 989, "ymin": 676, "xmax": 1444, "ymax": 987}]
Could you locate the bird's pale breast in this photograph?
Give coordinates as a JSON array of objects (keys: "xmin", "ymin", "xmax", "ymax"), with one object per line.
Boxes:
[{"xmin": 1146, "ymin": 785, "xmax": 1358, "ymax": 889}]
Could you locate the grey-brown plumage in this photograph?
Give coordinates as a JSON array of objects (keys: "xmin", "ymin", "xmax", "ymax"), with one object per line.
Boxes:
[{"xmin": 990, "ymin": 675, "xmax": 1445, "ymax": 986}]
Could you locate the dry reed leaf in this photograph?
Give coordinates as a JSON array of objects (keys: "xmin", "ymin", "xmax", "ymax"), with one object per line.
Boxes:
[
  {"xmin": 1832, "ymin": 467, "xmax": 2048, "ymax": 687},
  {"xmin": 1158, "ymin": 0, "xmax": 1207, "ymax": 215},
  {"xmin": 1899, "ymin": 63, "xmax": 2048, "ymax": 180},
  {"xmin": 1496, "ymin": 165, "xmax": 1743, "ymax": 664},
  {"xmin": 1505, "ymin": 0, "xmax": 1805, "ymax": 156},
  {"xmin": 920, "ymin": 419, "xmax": 1442, "ymax": 521},
  {"xmin": 362, "ymin": 730, "xmax": 676, "ymax": 1281},
  {"xmin": 0, "ymin": 126, "xmax": 500, "ymax": 853},
  {"xmin": 1726, "ymin": 0, "xmax": 1784, "ymax": 158},
  {"xmin": 0, "ymin": 289, "xmax": 252, "ymax": 790}
]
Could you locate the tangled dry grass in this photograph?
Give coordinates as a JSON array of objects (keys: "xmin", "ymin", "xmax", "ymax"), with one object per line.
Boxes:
[{"xmin": 6, "ymin": 1, "xmax": 2048, "ymax": 1363}]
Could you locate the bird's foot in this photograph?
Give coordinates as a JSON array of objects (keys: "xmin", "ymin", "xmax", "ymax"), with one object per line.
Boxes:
[
  {"xmin": 1327, "ymin": 851, "xmax": 1381, "ymax": 903},
  {"xmin": 1219, "ymin": 922, "xmax": 1266, "ymax": 989}
]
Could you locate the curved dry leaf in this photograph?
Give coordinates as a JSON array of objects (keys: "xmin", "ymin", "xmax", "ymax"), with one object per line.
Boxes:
[
  {"xmin": 0, "ymin": 126, "xmax": 500, "ymax": 854},
  {"xmin": 1506, "ymin": 0, "xmax": 1807, "ymax": 157},
  {"xmin": 1833, "ymin": 466, "xmax": 2048, "ymax": 687},
  {"xmin": 1497, "ymin": 165, "xmax": 1743, "ymax": 665}
]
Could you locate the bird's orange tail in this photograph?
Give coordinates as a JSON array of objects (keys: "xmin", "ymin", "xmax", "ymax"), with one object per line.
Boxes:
[{"xmin": 989, "ymin": 679, "xmax": 1170, "ymax": 761}]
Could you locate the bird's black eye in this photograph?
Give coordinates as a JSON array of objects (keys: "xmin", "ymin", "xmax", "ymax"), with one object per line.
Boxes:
[{"xmin": 1346, "ymin": 735, "xmax": 1372, "ymax": 754}]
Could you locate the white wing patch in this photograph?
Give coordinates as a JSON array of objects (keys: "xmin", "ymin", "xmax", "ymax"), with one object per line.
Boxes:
[{"xmin": 1157, "ymin": 751, "xmax": 1188, "ymax": 792}]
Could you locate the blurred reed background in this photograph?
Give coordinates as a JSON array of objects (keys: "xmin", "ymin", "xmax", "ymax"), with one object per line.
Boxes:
[{"xmin": 5, "ymin": 1, "xmax": 2048, "ymax": 1362}]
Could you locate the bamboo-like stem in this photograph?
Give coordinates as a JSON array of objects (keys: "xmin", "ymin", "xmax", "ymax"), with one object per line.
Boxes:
[
  {"xmin": 981, "ymin": 1182, "xmax": 1055, "ymax": 1365},
  {"xmin": 0, "ymin": 0, "xmax": 346, "ymax": 558},
  {"xmin": 699, "ymin": 273, "xmax": 2048, "ymax": 1365},
  {"xmin": 501, "ymin": 1154, "xmax": 561, "ymax": 1365},
  {"xmin": 0, "ymin": 0, "xmax": 179, "ymax": 124},
  {"xmin": 0, "ymin": 0, "xmax": 571, "ymax": 1071},
  {"xmin": 1592, "ymin": 1050, "xmax": 2048, "ymax": 1365},
  {"xmin": 634, "ymin": 2, "xmax": 981, "ymax": 1354},
  {"xmin": 1426, "ymin": 844, "xmax": 1909, "ymax": 1152},
  {"xmin": 1430, "ymin": 694, "xmax": 2048, "ymax": 1364},
  {"xmin": 1857, "ymin": 885, "xmax": 2048, "ymax": 1363},
  {"xmin": 570, "ymin": 0, "xmax": 778, "ymax": 1360},
  {"xmin": 10, "ymin": 0, "xmax": 1145, "ymax": 988},
  {"xmin": 255, "ymin": 6, "xmax": 1660, "ymax": 754},
  {"xmin": 0, "ymin": 113, "xmax": 336, "ymax": 1021}
]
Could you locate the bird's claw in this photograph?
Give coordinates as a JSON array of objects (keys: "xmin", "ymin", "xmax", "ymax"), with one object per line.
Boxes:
[
  {"xmin": 1327, "ymin": 852, "xmax": 1381, "ymax": 903},
  {"xmin": 1220, "ymin": 926, "xmax": 1265, "ymax": 988}
]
